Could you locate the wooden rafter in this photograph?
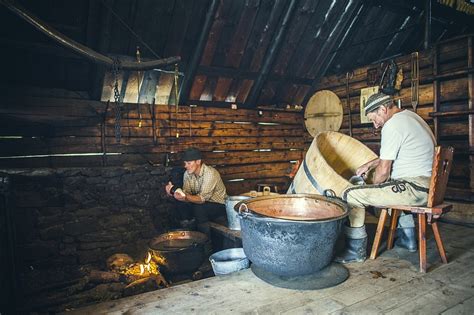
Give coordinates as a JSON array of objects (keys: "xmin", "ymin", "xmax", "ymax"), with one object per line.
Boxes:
[{"xmin": 245, "ymin": 0, "xmax": 298, "ymax": 108}]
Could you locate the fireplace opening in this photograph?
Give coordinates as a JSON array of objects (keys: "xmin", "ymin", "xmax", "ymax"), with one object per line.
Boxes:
[{"xmin": 0, "ymin": 165, "xmax": 220, "ymax": 313}]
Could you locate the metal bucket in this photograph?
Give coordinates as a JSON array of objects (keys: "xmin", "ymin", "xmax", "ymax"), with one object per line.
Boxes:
[
  {"xmin": 209, "ymin": 248, "xmax": 250, "ymax": 275},
  {"xmin": 225, "ymin": 196, "xmax": 251, "ymax": 230}
]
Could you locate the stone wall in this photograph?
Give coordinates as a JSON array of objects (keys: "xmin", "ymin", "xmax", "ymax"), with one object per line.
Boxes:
[{"xmin": 1, "ymin": 165, "xmax": 175, "ymax": 299}]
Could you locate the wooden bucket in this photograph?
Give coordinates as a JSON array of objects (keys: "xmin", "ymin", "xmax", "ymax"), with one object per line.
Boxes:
[{"xmin": 288, "ymin": 131, "xmax": 378, "ymax": 196}]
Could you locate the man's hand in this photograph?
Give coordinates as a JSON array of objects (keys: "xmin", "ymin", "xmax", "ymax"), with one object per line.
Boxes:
[
  {"xmin": 356, "ymin": 158, "xmax": 380, "ymax": 177},
  {"xmin": 174, "ymin": 190, "xmax": 186, "ymax": 201},
  {"xmin": 165, "ymin": 181, "xmax": 173, "ymax": 197},
  {"xmin": 356, "ymin": 164, "xmax": 370, "ymax": 177}
]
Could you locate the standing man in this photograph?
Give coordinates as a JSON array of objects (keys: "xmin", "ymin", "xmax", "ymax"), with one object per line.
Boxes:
[
  {"xmin": 166, "ymin": 147, "xmax": 227, "ymax": 236},
  {"xmin": 336, "ymin": 92, "xmax": 436, "ymax": 263}
]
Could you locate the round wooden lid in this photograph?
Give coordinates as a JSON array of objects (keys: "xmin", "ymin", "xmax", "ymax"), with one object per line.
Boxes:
[{"xmin": 304, "ymin": 90, "xmax": 343, "ymax": 137}]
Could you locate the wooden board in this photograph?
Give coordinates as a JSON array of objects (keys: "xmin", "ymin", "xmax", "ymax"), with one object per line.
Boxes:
[
  {"xmin": 304, "ymin": 90, "xmax": 343, "ymax": 136},
  {"xmin": 68, "ymin": 221, "xmax": 474, "ymax": 314}
]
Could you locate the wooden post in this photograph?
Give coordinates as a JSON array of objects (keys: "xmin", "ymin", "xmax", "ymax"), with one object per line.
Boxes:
[
  {"xmin": 433, "ymin": 45, "xmax": 439, "ymax": 143},
  {"xmin": 101, "ymin": 101, "xmax": 110, "ymax": 166},
  {"xmin": 151, "ymin": 98, "xmax": 157, "ymax": 146}
]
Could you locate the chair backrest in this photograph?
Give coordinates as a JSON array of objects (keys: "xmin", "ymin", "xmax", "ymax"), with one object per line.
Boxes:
[{"xmin": 427, "ymin": 146, "xmax": 454, "ymax": 207}]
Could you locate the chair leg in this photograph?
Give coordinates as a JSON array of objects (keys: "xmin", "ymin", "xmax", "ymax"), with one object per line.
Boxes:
[
  {"xmin": 418, "ymin": 214, "xmax": 427, "ymax": 273},
  {"xmin": 431, "ymin": 221, "xmax": 448, "ymax": 264},
  {"xmin": 387, "ymin": 209, "xmax": 400, "ymax": 249},
  {"xmin": 370, "ymin": 209, "xmax": 388, "ymax": 260}
]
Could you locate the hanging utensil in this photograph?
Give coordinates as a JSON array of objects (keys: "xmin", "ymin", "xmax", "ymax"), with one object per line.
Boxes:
[
  {"xmin": 174, "ymin": 63, "xmax": 180, "ymax": 138},
  {"xmin": 136, "ymin": 46, "xmax": 143, "ymax": 128}
]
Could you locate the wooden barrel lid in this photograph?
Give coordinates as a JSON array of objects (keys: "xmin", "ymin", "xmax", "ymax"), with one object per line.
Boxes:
[{"xmin": 304, "ymin": 90, "xmax": 343, "ymax": 137}]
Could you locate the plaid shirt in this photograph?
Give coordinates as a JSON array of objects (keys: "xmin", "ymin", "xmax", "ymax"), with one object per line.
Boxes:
[{"xmin": 182, "ymin": 163, "xmax": 226, "ymax": 204}]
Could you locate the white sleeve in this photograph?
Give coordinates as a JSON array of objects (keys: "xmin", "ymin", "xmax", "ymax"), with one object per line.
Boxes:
[{"xmin": 379, "ymin": 123, "xmax": 402, "ymax": 161}]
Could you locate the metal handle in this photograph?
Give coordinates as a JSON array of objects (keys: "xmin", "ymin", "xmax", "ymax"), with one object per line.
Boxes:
[
  {"xmin": 323, "ymin": 189, "xmax": 336, "ymax": 198},
  {"xmin": 238, "ymin": 203, "xmax": 250, "ymax": 219}
]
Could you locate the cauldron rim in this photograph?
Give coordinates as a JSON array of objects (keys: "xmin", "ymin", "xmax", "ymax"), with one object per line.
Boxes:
[
  {"xmin": 148, "ymin": 230, "xmax": 208, "ymax": 252},
  {"xmin": 234, "ymin": 193, "xmax": 349, "ymax": 224}
]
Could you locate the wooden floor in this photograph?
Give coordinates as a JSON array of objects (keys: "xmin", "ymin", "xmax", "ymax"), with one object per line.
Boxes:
[{"xmin": 69, "ymin": 222, "xmax": 474, "ymax": 314}]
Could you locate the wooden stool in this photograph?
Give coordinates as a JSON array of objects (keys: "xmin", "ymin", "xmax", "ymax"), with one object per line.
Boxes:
[{"xmin": 370, "ymin": 146, "xmax": 454, "ymax": 273}]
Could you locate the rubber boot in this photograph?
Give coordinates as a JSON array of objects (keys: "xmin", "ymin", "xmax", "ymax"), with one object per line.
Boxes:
[
  {"xmin": 334, "ymin": 225, "xmax": 367, "ymax": 264},
  {"xmin": 394, "ymin": 227, "xmax": 417, "ymax": 252}
]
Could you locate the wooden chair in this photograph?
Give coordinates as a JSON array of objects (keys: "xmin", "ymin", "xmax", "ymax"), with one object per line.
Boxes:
[{"xmin": 369, "ymin": 146, "xmax": 454, "ymax": 273}]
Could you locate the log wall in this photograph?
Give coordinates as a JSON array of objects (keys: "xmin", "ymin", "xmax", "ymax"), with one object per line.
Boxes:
[
  {"xmin": 1, "ymin": 36, "xmax": 472, "ymax": 201},
  {"xmin": 0, "ymin": 98, "xmax": 308, "ymax": 195},
  {"xmin": 314, "ymin": 35, "xmax": 474, "ymax": 201}
]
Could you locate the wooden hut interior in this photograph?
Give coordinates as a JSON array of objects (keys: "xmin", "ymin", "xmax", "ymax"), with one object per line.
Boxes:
[{"xmin": 0, "ymin": 0, "xmax": 473, "ymax": 313}]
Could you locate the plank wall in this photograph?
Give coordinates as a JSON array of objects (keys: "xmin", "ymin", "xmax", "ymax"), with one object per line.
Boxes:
[
  {"xmin": 0, "ymin": 98, "xmax": 309, "ymax": 195},
  {"xmin": 314, "ymin": 35, "xmax": 473, "ymax": 201},
  {"xmin": 1, "ymin": 36, "xmax": 472, "ymax": 200}
]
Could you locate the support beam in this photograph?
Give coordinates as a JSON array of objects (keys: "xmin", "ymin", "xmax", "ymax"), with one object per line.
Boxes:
[
  {"xmin": 468, "ymin": 36, "xmax": 474, "ymax": 190},
  {"xmin": 245, "ymin": 0, "xmax": 298, "ymax": 108},
  {"xmin": 322, "ymin": 2, "xmax": 367, "ymax": 76},
  {"xmin": 1, "ymin": 0, "xmax": 180, "ymax": 70},
  {"xmin": 178, "ymin": 0, "xmax": 219, "ymax": 105},
  {"xmin": 424, "ymin": 0, "xmax": 432, "ymax": 50}
]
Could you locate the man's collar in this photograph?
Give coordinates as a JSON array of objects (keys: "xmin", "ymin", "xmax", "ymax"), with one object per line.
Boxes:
[{"xmin": 197, "ymin": 163, "xmax": 206, "ymax": 177}]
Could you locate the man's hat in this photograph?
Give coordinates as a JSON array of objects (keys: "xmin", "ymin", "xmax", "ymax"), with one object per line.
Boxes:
[
  {"xmin": 364, "ymin": 92, "xmax": 392, "ymax": 115},
  {"xmin": 182, "ymin": 147, "xmax": 202, "ymax": 161}
]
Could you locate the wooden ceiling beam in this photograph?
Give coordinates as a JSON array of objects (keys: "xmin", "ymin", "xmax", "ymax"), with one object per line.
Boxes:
[
  {"xmin": 178, "ymin": 0, "xmax": 220, "ymax": 105},
  {"xmin": 321, "ymin": 2, "xmax": 368, "ymax": 76},
  {"xmin": 197, "ymin": 65, "xmax": 313, "ymax": 85},
  {"xmin": 245, "ymin": 0, "xmax": 298, "ymax": 108},
  {"xmin": 302, "ymin": 0, "xmax": 362, "ymax": 105}
]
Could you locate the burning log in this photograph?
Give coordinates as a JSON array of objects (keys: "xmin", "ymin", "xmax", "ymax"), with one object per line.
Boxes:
[
  {"xmin": 123, "ymin": 275, "xmax": 167, "ymax": 297},
  {"xmin": 106, "ymin": 253, "xmax": 134, "ymax": 272},
  {"xmin": 87, "ymin": 270, "xmax": 136, "ymax": 284}
]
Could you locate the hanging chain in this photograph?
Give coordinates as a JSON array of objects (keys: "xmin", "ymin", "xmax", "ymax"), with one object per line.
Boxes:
[
  {"xmin": 174, "ymin": 63, "xmax": 180, "ymax": 138},
  {"xmin": 112, "ymin": 57, "xmax": 122, "ymax": 143},
  {"xmin": 136, "ymin": 46, "xmax": 143, "ymax": 128}
]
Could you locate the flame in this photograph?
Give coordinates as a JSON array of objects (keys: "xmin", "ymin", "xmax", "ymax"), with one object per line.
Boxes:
[{"xmin": 121, "ymin": 252, "xmax": 161, "ymax": 277}]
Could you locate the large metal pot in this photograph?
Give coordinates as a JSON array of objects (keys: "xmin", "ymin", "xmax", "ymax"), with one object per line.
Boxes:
[
  {"xmin": 236, "ymin": 193, "xmax": 349, "ymax": 277},
  {"xmin": 148, "ymin": 230, "xmax": 208, "ymax": 275}
]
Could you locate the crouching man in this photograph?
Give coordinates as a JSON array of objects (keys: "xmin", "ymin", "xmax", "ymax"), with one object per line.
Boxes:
[{"xmin": 165, "ymin": 147, "xmax": 227, "ymax": 236}]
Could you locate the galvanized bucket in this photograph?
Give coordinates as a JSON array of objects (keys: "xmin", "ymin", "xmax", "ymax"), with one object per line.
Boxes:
[
  {"xmin": 225, "ymin": 195, "xmax": 251, "ymax": 230},
  {"xmin": 209, "ymin": 248, "xmax": 250, "ymax": 275}
]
